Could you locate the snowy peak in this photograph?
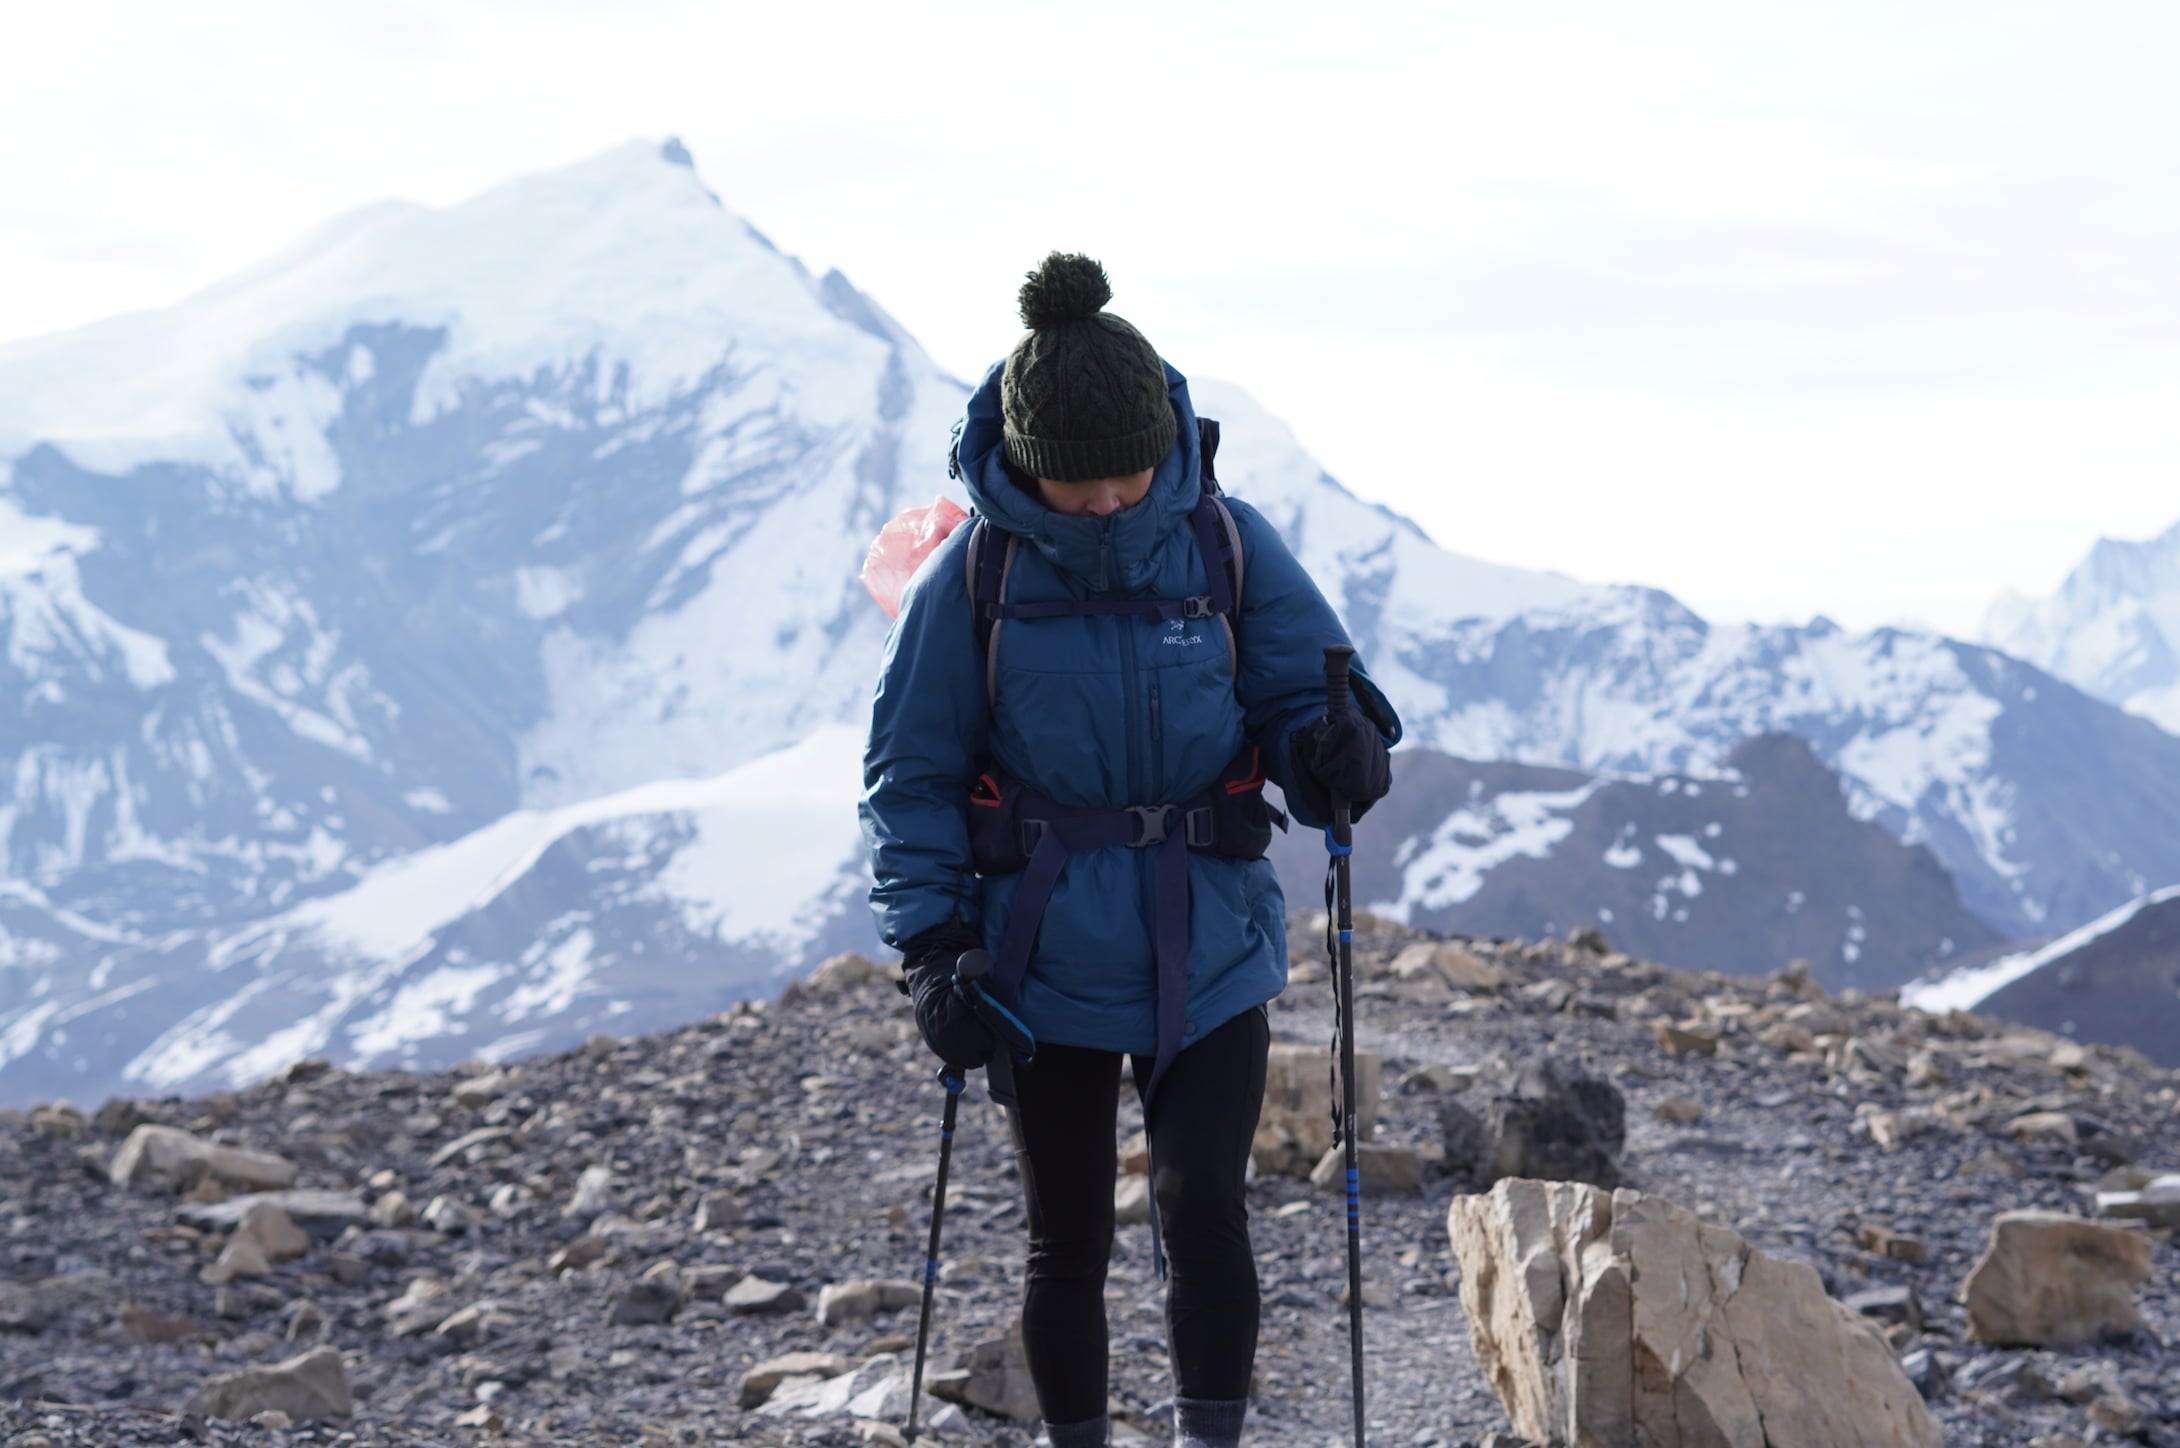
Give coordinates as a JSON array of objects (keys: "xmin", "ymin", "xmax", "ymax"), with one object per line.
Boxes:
[
  {"xmin": 1984, "ymin": 514, "xmax": 2180, "ymax": 733},
  {"xmin": 0, "ymin": 139, "xmax": 920, "ymax": 477}
]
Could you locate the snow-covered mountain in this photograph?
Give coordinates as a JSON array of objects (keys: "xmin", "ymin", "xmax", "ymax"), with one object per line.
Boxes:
[
  {"xmin": 6, "ymin": 138, "xmax": 2180, "ymax": 1101},
  {"xmin": 1984, "ymin": 516, "xmax": 2180, "ymax": 735},
  {"xmin": 1268, "ymin": 734, "xmax": 2004, "ymax": 992},
  {"xmin": 6, "ymin": 728, "xmax": 871, "ymax": 1096}
]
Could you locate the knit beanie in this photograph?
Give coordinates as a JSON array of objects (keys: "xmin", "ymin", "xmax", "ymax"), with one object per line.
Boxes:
[{"xmin": 1001, "ymin": 253, "xmax": 1177, "ymax": 483}]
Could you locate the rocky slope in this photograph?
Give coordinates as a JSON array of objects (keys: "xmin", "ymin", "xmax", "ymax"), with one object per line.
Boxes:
[
  {"xmin": 1268, "ymin": 733, "xmax": 2005, "ymax": 992},
  {"xmin": 3, "ymin": 918, "xmax": 2174, "ymax": 1447}
]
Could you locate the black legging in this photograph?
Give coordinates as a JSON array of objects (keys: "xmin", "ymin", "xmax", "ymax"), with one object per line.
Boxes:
[{"xmin": 1007, "ymin": 1004, "xmax": 1270, "ymax": 1424}]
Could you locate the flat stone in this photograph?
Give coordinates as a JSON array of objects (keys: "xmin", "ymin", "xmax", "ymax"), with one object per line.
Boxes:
[
  {"xmin": 1114, "ymin": 1175, "xmax": 1153, "ymax": 1225},
  {"xmin": 1653, "ymin": 1021, "xmax": 1720, "ymax": 1057},
  {"xmin": 1762, "ymin": 1023, "xmax": 1820, "ymax": 1054},
  {"xmin": 724, "ymin": 1275, "xmax": 805, "ymax": 1314},
  {"xmin": 235, "ymin": 1201, "xmax": 311, "ymax": 1263},
  {"xmin": 1857, "ymin": 1222, "xmax": 1926, "ymax": 1264},
  {"xmin": 1309, "ymin": 1142, "xmax": 1423, "ymax": 1195},
  {"xmin": 548, "ymin": 1235, "xmax": 608, "ymax": 1275},
  {"xmin": 2007, "ymin": 1111, "xmax": 2079, "ymax": 1146},
  {"xmin": 1962, "ymin": 1210, "xmax": 2154, "ymax": 1347},
  {"xmin": 176, "ymin": 1190, "xmax": 369, "ymax": 1239},
  {"xmin": 683, "ymin": 1264, "xmax": 738, "ymax": 1301},
  {"xmin": 427, "ymin": 1126, "xmax": 513, "ymax": 1168},
  {"xmin": 1389, "ymin": 941, "xmax": 1505, "ymax": 993},
  {"xmin": 926, "ymin": 1320, "xmax": 1040, "ymax": 1422},
  {"xmin": 736, "ymin": 1352, "xmax": 856, "ymax": 1409},
  {"xmin": 421, "ymin": 1194, "xmax": 482, "ymax": 1233},
  {"xmin": 109, "ymin": 1125, "xmax": 296, "ymax": 1194},
  {"xmin": 449, "ymin": 1070, "xmax": 511, "ymax": 1109},
  {"xmin": 563, "ymin": 1164, "xmax": 614, "ymax": 1218},
  {"xmin": 2094, "ymin": 1173, "xmax": 2180, "ymax": 1229},
  {"xmin": 693, "ymin": 1190, "xmax": 742, "ymax": 1233},
  {"xmin": 202, "ymin": 1234, "xmax": 271, "ymax": 1284},
  {"xmin": 183, "ymin": 1346, "xmax": 352, "ymax": 1423}
]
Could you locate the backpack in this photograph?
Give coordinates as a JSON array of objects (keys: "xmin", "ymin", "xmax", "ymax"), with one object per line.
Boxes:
[{"xmin": 961, "ymin": 417, "xmax": 1245, "ymax": 709}]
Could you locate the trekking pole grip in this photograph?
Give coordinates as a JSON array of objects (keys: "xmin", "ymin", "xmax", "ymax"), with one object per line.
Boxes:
[{"xmin": 1324, "ymin": 645, "xmax": 1355, "ymax": 714}]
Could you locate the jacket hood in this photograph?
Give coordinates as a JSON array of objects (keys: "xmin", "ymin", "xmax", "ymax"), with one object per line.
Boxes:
[{"xmin": 954, "ymin": 357, "xmax": 1203, "ymax": 594}]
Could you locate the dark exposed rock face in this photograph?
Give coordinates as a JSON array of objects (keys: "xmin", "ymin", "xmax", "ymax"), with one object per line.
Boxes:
[
  {"xmin": 1439, "ymin": 1062, "xmax": 1627, "ymax": 1190},
  {"xmin": 1272, "ymin": 734, "xmax": 2007, "ymax": 993},
  {"xmin": 1975, "ymin": 891, "xmax": 2180, "ymax": 1068}
]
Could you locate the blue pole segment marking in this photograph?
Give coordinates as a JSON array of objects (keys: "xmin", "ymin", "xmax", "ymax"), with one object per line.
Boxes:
[{"xmin": 1340, "ymin": 930, "xmax": 1352, "ymax": 944}]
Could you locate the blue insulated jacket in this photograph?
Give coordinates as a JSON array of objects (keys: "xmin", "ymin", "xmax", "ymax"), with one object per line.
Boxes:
[{"xmin": 858, "ymin": 360, "xmax": 1402, "ymax": 1058}]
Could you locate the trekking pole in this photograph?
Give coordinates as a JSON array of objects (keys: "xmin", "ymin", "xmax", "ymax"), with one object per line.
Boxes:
[
  {"xmin": 905, "ymin": 949, "xmax": 1034, "ymax": 1443},
  {"xmin": 1323, "ymin": 644, "xmax": 1367, "ymax": 1448},
  {"xmin": 905, "ymin": 1062, "xmax": 964, "ymax": 1444}
]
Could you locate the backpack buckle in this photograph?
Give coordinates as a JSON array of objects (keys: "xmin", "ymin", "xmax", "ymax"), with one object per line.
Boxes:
[
  {"xmin": 1126, "ymin": 805, "xmax": 1173, "ymax": 848},
  {"xmin": 1019, "ymin": 818, "xmax": 1049, "ymax": 855},
  {"xmin": 1181, "ymin": 595, "xmax": 1215, "ymax": 620},
  {"xmin": 1184, "ymin": 807, "xmax": 1216, "ymax": 849}
]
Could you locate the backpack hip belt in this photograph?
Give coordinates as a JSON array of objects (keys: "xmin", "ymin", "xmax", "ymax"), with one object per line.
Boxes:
[{"xmin": 968, "ymin": 743, "xmax": 1280, "ymax": 1116}]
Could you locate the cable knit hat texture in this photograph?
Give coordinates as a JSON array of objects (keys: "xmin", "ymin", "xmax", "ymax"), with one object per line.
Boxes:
[{"xmin": 1001, "ymin": 253, "xmax": 1177, "ymax": 484}]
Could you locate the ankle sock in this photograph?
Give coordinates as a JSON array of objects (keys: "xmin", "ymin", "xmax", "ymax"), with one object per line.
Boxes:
[
  {"xmin": 1174, "ymin": 1396, "xmax": 1247, "ymax": 1448},
  {"xmin": 1043, "ymin": 1412, "xmax": 1110, "ymax": 1448}
]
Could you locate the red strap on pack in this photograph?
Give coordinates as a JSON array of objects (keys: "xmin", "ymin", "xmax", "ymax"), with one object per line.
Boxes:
[{"xmin": 1224, "ymin": 746, "xmax": 1264, "ymax": 796}]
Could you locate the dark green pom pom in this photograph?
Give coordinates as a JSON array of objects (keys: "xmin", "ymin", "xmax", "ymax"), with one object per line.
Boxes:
[{"xmin": 1018, "ymin": 252, "xmax": 1112, "ymax": 328}]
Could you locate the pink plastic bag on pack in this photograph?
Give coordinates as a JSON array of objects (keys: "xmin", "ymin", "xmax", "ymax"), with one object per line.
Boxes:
[{"xmin": 861, "ymin": 495, "xmax": 972, "ymax": 618}]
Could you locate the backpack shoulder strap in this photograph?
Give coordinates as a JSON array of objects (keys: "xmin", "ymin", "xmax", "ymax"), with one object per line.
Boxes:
[
  {"xmin": 1187, "ymin": 416, "xmax": 1246, "ymax": 682},
  {"xmin": 965, "ymin": 516, "xmax": 1020, "ymax": 711}
]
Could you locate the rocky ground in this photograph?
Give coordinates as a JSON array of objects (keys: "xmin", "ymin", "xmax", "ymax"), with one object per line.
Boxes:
[{"xmin": 3, "ymin": 915, "xmax": 2176, "ymax": 1448}]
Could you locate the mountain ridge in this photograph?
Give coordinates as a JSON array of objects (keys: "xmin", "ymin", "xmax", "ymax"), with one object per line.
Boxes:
[
  {"xmin": 1985, "ymin": 514, "xmax": 2180, "ymax": 734},
  {"xmin": 5, "ymin": 139, "xmax": 2180, "ymax": 1100}
]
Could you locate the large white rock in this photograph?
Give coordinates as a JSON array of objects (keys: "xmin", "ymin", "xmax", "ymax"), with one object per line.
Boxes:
[
  {"xmin": 183, "ymin": 1346, "xmax": 352, "ymax": 1422},
  {"xmin": 1446, "ymin": 1179, "xmax": 1941, "ymax": 1448},
  {"xmin": 927, "ymin": 1319, "xmax": 1041, "ymax": 1423},
  {"xmin": 108, "ymin": 1125, "xmax": 296, "ymax": 1193},
  {"xmin": 1960, "ymin": 1210, "xmax": 2154, "ymax": 1346}
]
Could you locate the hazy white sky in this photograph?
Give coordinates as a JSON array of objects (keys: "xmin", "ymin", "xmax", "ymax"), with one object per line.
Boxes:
[{"xmin": 6, "ymin": 1, "xmax": 2178, "ymax": 635}]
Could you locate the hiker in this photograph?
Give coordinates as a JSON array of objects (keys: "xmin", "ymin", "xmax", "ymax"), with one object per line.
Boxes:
[{"xmin": 859, "ymin": 253, "xmax": 1401, "ymax": 1448}]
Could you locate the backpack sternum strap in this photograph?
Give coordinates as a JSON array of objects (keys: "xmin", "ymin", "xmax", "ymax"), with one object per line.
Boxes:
[{"xmin": 967, "ymin": 416, "xmax": 1244, "ymax": 709}]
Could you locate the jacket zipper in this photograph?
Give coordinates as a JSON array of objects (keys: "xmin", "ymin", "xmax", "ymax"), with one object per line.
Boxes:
[
  {"xmin": 1121, "ymin": 610, "xmax": 1140, "ymax": 805},
  {"xmin": 1150, "ymin": 680, "xmax": 1164, "ymax": 802}
]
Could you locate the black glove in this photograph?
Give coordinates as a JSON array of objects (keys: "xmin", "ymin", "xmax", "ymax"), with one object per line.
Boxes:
[
  {"xmin": 1288, "ymin": 707, "xmax": 1392, "ymax": 825},
  {"xmin": 899, "ymin": 922, "xmax": 995, "ymax": 1071}
]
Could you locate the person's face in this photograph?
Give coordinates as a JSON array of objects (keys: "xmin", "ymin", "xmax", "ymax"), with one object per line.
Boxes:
[{"xmin": 1034, "ymin": 468, "xmax": 1155, "ymax": 517}]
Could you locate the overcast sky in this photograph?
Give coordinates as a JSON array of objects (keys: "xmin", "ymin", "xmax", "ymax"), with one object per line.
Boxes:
[{"xmin": 7, "ymin": 1, "xmax": 2178, "ymax": 635}]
